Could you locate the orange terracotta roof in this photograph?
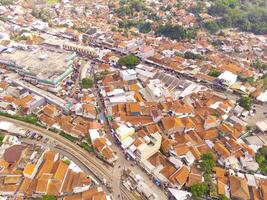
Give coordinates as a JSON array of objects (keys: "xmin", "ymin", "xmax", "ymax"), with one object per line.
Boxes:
[
  {"xmin": 47, "ymin": 179, "xmax": 61, "ymax": 196},
  {"xmin": 169, "ymin": 166, "xmax": 190, "ymax": 186},
  {"xmin": 174, "ymin": 144, "xmax": 190, "ymax": 156},
  {"xmin": 161, "ymin": 117, "xmax": 184, "ymax": 131},
  {"xmin": 197, "ymin": 129, "xmax": 218, "ymax": 140},
  {"xmin": 214, "ymin": 142, "xmax": 231, "ymax": 159},
  {"xmin": 102, "ymin": 146, "xmax": 114, "ymax": 160},
  {"xmin": 23, "ymin": 163, "xmax": 35, "ymax": 176},
  {"xmin": 54, "ymin": 160, "xmax": 69, "ymax": 181},
  {"xmin": 43, "ymin": 104, "xmax": 57, "ymax": 117}
]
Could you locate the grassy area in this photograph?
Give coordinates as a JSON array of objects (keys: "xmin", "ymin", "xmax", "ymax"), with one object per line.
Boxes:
[
  {"xmin": 0, "ymin": 111, "xmax": 39, "ymax": 124},
  {"xmin": 40, "ymin": 195, "xmax": 56, "ymax": 200},
  {"xmin": 80, "ymin": 142, "xmax": 94, "ymax": 152},
  {"xmin": 47, "ymin": 0, "xmax": 59, "ymax": 5},
  {"xmin": 59, "ymin": 131, "xmax": 78, "ymax": 142}
]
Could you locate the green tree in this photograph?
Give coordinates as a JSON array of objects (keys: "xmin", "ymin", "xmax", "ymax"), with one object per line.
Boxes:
[
  {"xmin": 63, "ymin": 159, "xmax": 70, "ymax": 165},
  {"xmin": 208, "ymin": 68, "xmax": 221, "ymax": 77},
  {"xmin": 155, "ymin": 24, "xmax": 197, "ymax": 41},
  {"xmin": 237, "ymin": 96, "xmax": 253, "ymax": 111},
  {"xmin": 41, "ymin": 195, "xmax": 56, "ymax": 200},
  {"xmin": 251, "ymin": 59, "xmax": 267, "ymax": 72},
  {"xmin": 118, "ymin": 55, "xmax": 140, "ymax": 69},
  {"xmin": 203, "ymin": 20, "xmax": 221, "ymax": 34},
  {"xmin": 138, "ymin": 21, "xmax": 151, "ymax": 33},
  {"xmin": 81, "ymin": 78, "xmax": 93, "ymax": 89},
  {"xmin": 200, "ymin": 153, "xmax": 215, "ymax": 174},
  {"xmin": 190, "ymin": 183, "xmax": 209, "ymax": 199},
  {"xmin": 208, "ymin": 0, "xmax": 267, "ymax": 34},
  {"xmin": 184, "ymin": 51, "xmax": 204, "ymax": 60},
  {"xmin": 256, "ymin": 146, "xmax": 267, "ymax": 175}
]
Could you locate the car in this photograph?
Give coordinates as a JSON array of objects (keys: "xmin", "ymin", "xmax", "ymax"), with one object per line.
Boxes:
[{"xmin": 37, "ymin": 135, "xmax": 43, "ymax": 141}]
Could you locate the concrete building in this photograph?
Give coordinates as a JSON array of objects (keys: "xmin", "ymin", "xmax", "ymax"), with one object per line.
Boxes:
[
  {"xmin": 135, "ymin": 132, "xmax": 162, "ymax": 162},
  {"xmin": 0, "ymin": 48, "xmax": 76, "ymax": 90},
  {"xmin": 120, "ymin": 69, "xmax": 137, "ymax": 81}
]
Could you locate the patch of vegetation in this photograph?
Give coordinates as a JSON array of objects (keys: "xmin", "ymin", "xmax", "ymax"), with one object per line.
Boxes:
[
  {"xmin": 208, "ymin": 68, "xmax": 221, "ymax": 77},
  {"xmin": 81, "ymin": 78, "xmax": 93, "ymax": 89},
  {"xmin": 59, "ymin": 131, "xmax": 78, "ymax": 142},
  {"xmin": 256, "ymin": 146, "xmax": 267, "ymax": 175},
  {"xmin": 95, "ymin": 70, "xmax": 108, "ymax": 81},
  {"xmin": 238, "ymin": 74, "xmax": 254, "ymax": 83},
  {"xmin": 237, "ymin": 96, "xmax": 253, "ymax": 111},
  {"xmin": 184, "ymin": 51, "xmax": 204, "ymax": 60},
  {"xmin": 0, "ymin": 0, "xmax": 13, "ymax": 5},
  {"xmin": 251, "ymin": 59, "xmax": 267, "ymax": 73},
  {"xmin": 63, "ymin": 159, "xmax": 70, "ymax": 165},
  {"xmin": 80, "ymin": 142, "xmax": 94, "ymax": 152},
  {"xmin": 0, "ymin": 111, "xmax": 39, "ymax": 125},
  {"xmin": 190, "ymin": 183, "xmax": 209, "ymax": 199},
  {"xmin": 200, "ymin": 153, "xmax": 215, "ymax": 175},
  {"xmin": 118, "ymin": 19, "xmax": 137, "ymax": 29},
  {"xmin": 203, "ymin": 20, "xmax": 222, "ymax": 34},
  {"xmin": 31, "ymin": 9, "xmax": 50, "ymax": 22},
  {"xmin": 47, "ymin": 0, "xmax": 59, "ymax": 5},
  {"xmin": 138, "ymin": 21, "xmax": 152, "ymax": 33},
  {"xmin": 189, "ymin": 2, "xmax": 205, "ymax": 14},
  {"xmin": 40, "ymin": 195, "xmax": 56, "ymax": 200},
  {"xmin": 260, "ymin": 74, "xmax": 267, "ymax": 90},
  {"xmin": 118, "ymin": 55, "xmax": 140, "ymax": 69},
  {"xmin": 207, "ymin": 0, "xmax": 267, "ymax": 34},
  {"xmin": 114, "ymin": 0, "xmax": 147, "ymax": 17},
  {"xmin": 155, "ymin": 24, "xmax": 197, "ymax": 41}
]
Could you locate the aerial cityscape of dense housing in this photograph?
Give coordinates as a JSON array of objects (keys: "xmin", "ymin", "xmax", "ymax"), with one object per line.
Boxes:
[{"xmin": 0, "ymin": 0, "xmax": 266, "ymax": 199}]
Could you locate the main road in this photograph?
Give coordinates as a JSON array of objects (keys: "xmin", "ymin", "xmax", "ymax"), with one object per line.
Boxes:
[{"xmin": 0, "ymin": 116, "xmax": 137, "ymax": 200}]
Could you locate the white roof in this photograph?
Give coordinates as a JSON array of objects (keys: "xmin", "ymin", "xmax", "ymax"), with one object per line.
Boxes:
[
  {"xmin": 168, "ymin": 188, "xmax": 192, "ymax": 200},
  {"xmin": 257, "ymin": 90, "xmax": 267, "ymax": 102},
  {"xmin": 0, "ymin": 121, "xmax": 13, "ymax": 131},
  {"xmin": 109, "ymin": 95, "xmax": 127, "ymax": 103},
  {"xmin": 121, "ymin": 136, "xmax": 134, "ymax": 149},
  {"xmin": 218, "ymin": 70, "xmax": 237, "ymax": 86},
  {"xmin": 256, "ymin": 120, "xmax": 267, "ymax": 132},
  {"xmin": 89, "ymin": 129, "xmax": 100, "ymax": 141},
  {"xmin": 107, "ymin": 88, "xmax": 124, "ymax": 97}
]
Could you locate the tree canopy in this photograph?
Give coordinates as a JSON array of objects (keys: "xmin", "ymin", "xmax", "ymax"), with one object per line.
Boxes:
[
  {"xmin": 184, "ymin": 51, "xmax": 204, "ymax": 60},
  {"xmin": 207, "ymin": 0, "xmax": 267, "ymax": 34},
  {"xmin": 118, "ymin": 55, "xmax": 140, "ymax": 69},
  {"xmin": 81, "ymin": 78, "xmax": 93, "ymax": 89},
  {"xmin": 200, "ymin": 153, "xmax": 215, "ymax": 174},
  {"xmin": 190, "ymin": 183, "xmax": 209, "ymax": 199},
  {"xmin": 237, "ymin": 96, "xmax": 253, "ymax": 111},
  {"xmin": 251, "ymin": 59, "xmax": 267, "ymax": 72},
  {"xmin": 138, "ymin": 21, "xmax": 152, "ymax": 33},
  {"xmin": 208, "ymin": 68, "xmax": 221, "ymax": 77},
  {"xmin": 155, "ymin": 24, "xmax": 197, "ymax": 41},
  {"xmin": 41, "ymin": 195, "xmax": 56, "ymax": 200},
  {"xmin": 256, "ymin": 146, "xmax": 267, "ymax": 175}
]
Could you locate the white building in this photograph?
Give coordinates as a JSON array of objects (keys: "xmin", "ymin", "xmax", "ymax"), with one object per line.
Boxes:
[
  {"xmin": 218, "ymin": 71, "xmax": 237, "ymax": 87},
  {"xmin": 120, "ymin": 69, "xmax": 137, "ymax": 81},
  {"xmin": 134, "ymin": 132, "xmax": 162, "ymax": 162}
]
